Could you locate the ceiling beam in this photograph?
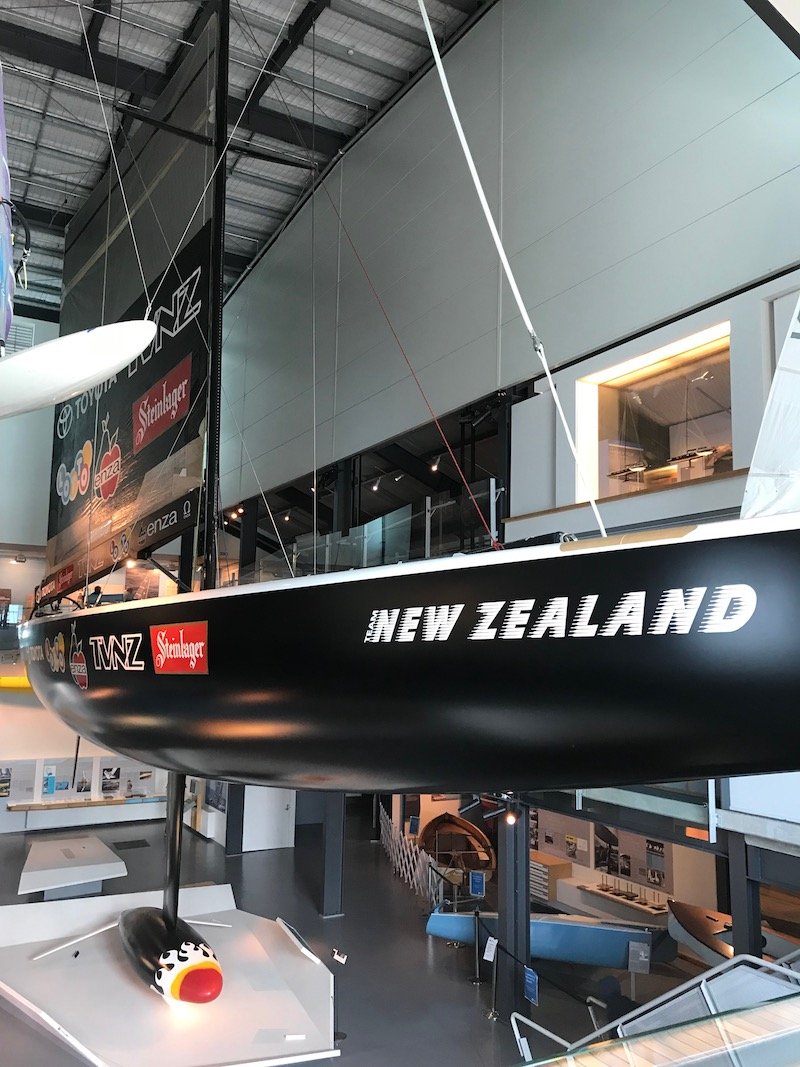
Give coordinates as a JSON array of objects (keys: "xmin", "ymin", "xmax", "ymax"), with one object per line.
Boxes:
[
  {"xmin": 0, "ymin": 20, "xmax": 167, "ymax": 99},
  {"xmin": 330, "ymin": 0, "xmax": 430, "ymax": 47},
  {"xmin": 248, "ymin": 0, "xmax": 332, "ymax": 107},
  {"xmin": 85, "ymin": 0, "xmax": 112, "ymax": 54},
  {"xmin": 372, "ymin": 443, "xmax": 459, "ymax": 493},
  {"xmin": 13, "ymin": 201, "xmax": 72, "ymax": 236},
  {"xmin": 0, "ymin": 21, "xmax": 346, "ymax": 158}
]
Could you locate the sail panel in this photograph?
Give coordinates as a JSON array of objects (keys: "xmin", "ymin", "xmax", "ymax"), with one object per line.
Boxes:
[{"xmin": 741, "ymin": 291, "xmax": 800, "ymax": 519}]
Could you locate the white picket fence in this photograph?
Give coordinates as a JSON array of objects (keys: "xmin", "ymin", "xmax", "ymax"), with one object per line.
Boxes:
[{"xmin": 379, "ymin": 805, "xmax": 432, "ymax": 900}]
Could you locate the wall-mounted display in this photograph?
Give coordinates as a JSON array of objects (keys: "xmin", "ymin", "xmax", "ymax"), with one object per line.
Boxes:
[
  {"xmin": 594, "ymin": 823, "xmax": 673, "ymax": 895},
  {"xmin": 534, "ymin": 810, "xmax": 591, "ymax": 866}
]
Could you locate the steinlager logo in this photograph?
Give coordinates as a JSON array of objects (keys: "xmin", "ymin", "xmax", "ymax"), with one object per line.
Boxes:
[{"xmin": 150, "ymin": 621, "xmax": 208, "ymax": 675}]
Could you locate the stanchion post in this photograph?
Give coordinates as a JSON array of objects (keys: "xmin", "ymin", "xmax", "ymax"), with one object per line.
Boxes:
[
  {"xmin": 487, "ymin": 950, "xmax": 499, "ymax": 1020},
  {"xmin": 470, "ymin": 909, "xmax": 484, "ymax": 985}
]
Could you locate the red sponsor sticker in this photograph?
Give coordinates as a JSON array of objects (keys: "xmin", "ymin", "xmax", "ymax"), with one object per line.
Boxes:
[
  {"xmin": 150, "ymin": 621, "xmax": 208, "ymax": 675},
  {"xmin": 132, "ymin": 355, "xmax": 192, "ymax": 454},
  {"xmin": 56, "ymin": 565, "xmax": 74, "ymax": 593}
]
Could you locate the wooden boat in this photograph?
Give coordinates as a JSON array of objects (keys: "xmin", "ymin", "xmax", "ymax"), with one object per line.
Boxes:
[
  {"xmin": 417, "ymin": 813, "xmax": 495, "ymax": 877},
  {"xmin": 667, "ymin": 900, "xmax": 800, "ymax": 966},
  {"xmin": 426, "ymin": 905, "xmax": 677, "ymax": 968},
  {"xmin": 18, "ymin": 511, "xmax": 800, "ymax": 793}
]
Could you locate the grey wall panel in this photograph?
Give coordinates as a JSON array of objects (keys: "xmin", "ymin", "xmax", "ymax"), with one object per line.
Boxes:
[{"xmin": 221, "ymin": 0, "xmax": 799, "ymax": 508}]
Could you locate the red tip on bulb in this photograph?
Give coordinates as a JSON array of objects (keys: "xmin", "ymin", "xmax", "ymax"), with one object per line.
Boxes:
[{"xmin": 177, "ymin": 965, "xmax": 224, "ymax": 1003}]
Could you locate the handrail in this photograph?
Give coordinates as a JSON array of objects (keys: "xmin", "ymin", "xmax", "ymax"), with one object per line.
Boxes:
[
  {"xmin": 566, "ymin": 953, "xmax": 800, "ymax": 1051},
  {"xmin": 510, "ymin": 1010, "xmax": 570, "ymax": 1062}
]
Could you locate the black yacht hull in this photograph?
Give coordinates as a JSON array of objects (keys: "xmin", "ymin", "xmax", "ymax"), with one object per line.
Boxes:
[{"xmin": 18, "ymin": 515, "xmax": 800, "ymax": 792}]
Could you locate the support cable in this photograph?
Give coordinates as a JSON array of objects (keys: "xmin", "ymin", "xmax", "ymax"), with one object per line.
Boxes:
[{"xmin": 417, "ymin": 0, "xmax": 606, "ymax": 538}]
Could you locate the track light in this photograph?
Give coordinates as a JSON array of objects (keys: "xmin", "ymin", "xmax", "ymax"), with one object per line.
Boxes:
[
  {"xmin": 394, "ymin": 473, "xmax": 404, "ymax": 482},
  {"xmin": 237, "ymin": 506, "xmax": 244, "ymax": 514},
  {"xmin": 431, "ymin": 455, "xmax": 441, "ymax": 473},
  {"xmin": 372, "ymin": 476, "xmax": 381, "ymax": 492},
  {"xmin": 283, "ymin": 510, "xmax": 291, "ymax": 522},
  {"xmin": 505, "ymin": 810, "xmax": 518, "ymax": 826}
]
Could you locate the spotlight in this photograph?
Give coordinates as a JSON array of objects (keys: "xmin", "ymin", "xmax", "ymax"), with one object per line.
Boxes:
[
  {"xmin": 125, "ymin": 559, "xmax": 136, "ymax": 569},
  {"xmin": 372, "ymin": 477, "xmax": 381, "ymax": 492},
  {"xmin": 237, "ymin": 506, "xmax": 244, "ymax": 514},
  {"xmin": 283, "ymin": 511, "xmax": 291, "ymax": 522},
  {"xmin": 505, "ymin": 810, "xmax": 518, "ymax": 826},
  {"xmin": 431, "ymin": 454, "xmax": 441, "ymax": 473}
]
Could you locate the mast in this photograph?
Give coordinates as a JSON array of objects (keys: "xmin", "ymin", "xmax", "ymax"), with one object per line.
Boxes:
[{"xmin": 163, "ymin": 0, "xmax": 229, "ymax": 932}]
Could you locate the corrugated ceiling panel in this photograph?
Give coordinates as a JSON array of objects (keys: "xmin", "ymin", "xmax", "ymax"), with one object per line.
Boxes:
[
  {"xmin": 290, "ymin": 47, "xmax": 397, "ymax": 100},
  {"xmin": 2, "ymin": 2, "xmax": 83, "ymax": 45},
  {"xmin": 317, "ymin": 8, "xmax": 425, "ymax": 68}
]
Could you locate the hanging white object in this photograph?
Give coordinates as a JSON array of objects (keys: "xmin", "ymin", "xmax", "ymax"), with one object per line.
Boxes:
[
  {"xmin": 0, "ymin": 319, "xmax": 156, "ymax": 420},
  {"xmin": 741, "ymin": 291, "xmax": 800, "ymax": 519}
]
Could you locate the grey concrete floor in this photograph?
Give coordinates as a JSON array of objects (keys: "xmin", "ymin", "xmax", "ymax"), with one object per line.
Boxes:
[{"xmin": 0, "ymin": 799, "xmax": 698, "ymax": 1065}]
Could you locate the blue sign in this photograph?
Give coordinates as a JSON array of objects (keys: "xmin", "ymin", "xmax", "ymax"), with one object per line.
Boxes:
[
  {"xmin": 469, "ymin": 870, "xmax": 486, "ymax": 898},
  {"xmin": 523, "ymin": 965, "xmax": 539, "ymax": 1006},
  {"xmin": 408, "ymin": 815, "xmax": 419, "ymax": 835}
]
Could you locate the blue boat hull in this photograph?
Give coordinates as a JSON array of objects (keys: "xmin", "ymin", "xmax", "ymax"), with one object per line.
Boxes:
[{"xmin": 426, "ymin": 907, "xmax": 676, "ymax": 968}]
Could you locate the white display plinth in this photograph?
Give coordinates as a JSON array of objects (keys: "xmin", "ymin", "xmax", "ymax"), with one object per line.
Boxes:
[
  {"xmin": 18, "ymin": 834, "xmax": 127, "ymax": 898},
  {"xmin": 0, "ymin": 885, "xmax": 339, "ymax": 1066}
]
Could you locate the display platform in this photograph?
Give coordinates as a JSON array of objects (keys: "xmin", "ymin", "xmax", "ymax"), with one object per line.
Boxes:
[
  {"xmin": 0, "ymin": 884, "xmax": 339, "ymax": 1066},
  {"xmin": 18, "ymin": 834, "xmax": 127, "ymax": 899}
]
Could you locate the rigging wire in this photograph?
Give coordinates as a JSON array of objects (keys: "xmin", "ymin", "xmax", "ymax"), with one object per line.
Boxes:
[
  {"xmin": 417, "ymin": 0, "xmax": 607, "ymax": 539},
  {"xmin": 143, "ymin": 0, "xmax": 300, "ymax": 319},
  {"xmin": 311, "ymin": 23, "xmax": 318, "ymax": 573},
  {"xmin": 75, "ymin": 0, "xmax": 150, "ymax": 309},
  {"xmin": 223, "ymin": 3, "xmax": 502, "ymax": 549},
  {"xmin": 268, "ymin": 73, "xmax": 502, "ymax": 549}
]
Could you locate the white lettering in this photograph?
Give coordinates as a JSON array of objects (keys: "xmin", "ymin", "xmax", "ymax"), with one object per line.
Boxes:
[
  {"xmin": 396, "ymin": 607, "xmax": 423, "ymax": 642},
  {"xmin": 469, "ymin": 601, "xmax": 505, "ymax": 641},
  {"xmin": 699, "ymin": 584, "xmax": 757, "ymax": 634},
  {"xmin": 89, "ymin": 633, "xmax": 144, "ymax": 671},
  {"xmin": 569, "ymin": 595, "xmax": 600, "ymax": 637},
  {"xmin": 529, "ymin": 596, "xmax": 568, "ymax": 639},
  {"xmin": 420, "ymin": 604, "xmax": 464, "ymax": 641},
  {"xmin": 648, "ymin": 587, "xmax": 707, "ymax": 635},
  {"xmin": 364, "ymin": 608, "xmax": 401, "ymax": 643},
  {"xmin": 499, "ymin": 599, "xmax": 535, "ymax": 639},
  {"xmin": 599, "ymin": 590, "xmax": 646, "ymax": 637}
]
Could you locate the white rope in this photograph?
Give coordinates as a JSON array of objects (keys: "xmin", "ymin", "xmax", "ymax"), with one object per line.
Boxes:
[
  {"xmin": 76, "ymin": 0, "xmax": 150, "ymax": 308},
  {"xmin": 417, "ymin": 0, "xmax": 607, "ymax": 538}
]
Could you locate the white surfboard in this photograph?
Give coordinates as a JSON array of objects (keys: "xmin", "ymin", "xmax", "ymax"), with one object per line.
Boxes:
[{"xmin": 0, "ymin": 319, "xmax": 157, "ymax": 420}]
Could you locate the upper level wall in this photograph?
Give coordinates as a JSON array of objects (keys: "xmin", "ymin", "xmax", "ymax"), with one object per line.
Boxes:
[{"xmin": 221, "ymin": 0, "xmax": 800, "ymax": 507}]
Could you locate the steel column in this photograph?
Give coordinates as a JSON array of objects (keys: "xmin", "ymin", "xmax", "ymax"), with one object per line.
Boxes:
[
  {"xmin": 496, "ymin": 808, "xmax": 530, "ymax": 1015},
  {"xmin": 321, "ymin": 791, "xmax": 346, "ymax": 917},
  {"xmin": 729, "ymin": 833, "xmax": 763, "ymax": 957}
]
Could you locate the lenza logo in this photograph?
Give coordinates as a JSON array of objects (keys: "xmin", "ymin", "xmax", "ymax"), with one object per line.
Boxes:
[
  {"xmin": 152, "ymin": 267, "xmax": 202, "ymax": 354},
  {"xmin": 94, "ymin": 415, "xmax": 122, "ymax": 501},
  {"xmin": 89, "ymin": 633, "xmax": 145, "ymax": 672},
  {"xmin": 69, "ymin": 622, "xmax": 88, "ymax": 690}
]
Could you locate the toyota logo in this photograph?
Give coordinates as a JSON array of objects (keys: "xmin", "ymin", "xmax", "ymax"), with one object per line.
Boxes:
[{"xmin": 56, "ymin": 403, "xmax": 74, "ymax": 439}]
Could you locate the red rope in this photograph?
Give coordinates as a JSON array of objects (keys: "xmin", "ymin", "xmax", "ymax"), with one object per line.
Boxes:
[{"xmin": 317, "ymin": 180, "xmax": 503, "ymax": 551}]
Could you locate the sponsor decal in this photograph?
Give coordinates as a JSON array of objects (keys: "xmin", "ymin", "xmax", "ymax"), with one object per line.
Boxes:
[
  {"xmin": 363, "ymin": 584, "xmax": 758, "ymax": 643},
  {"xmin": 69, "ymin": 623, "xmax": 88, "ymax": 690},
  {"xmin": 132, "ymin": 354, "xmax": 192, "ymax": 454},
  {"xmin": 150, "ymin": 621, "xmax": 208, "ymax": 674},
  {"xmin": 56, "ymin": 564, "xmax": 75, "ymax": 594},
  {"xmin": 152, "ymin": 266, "xmax": 202, "ymax": 354},
  {"xmin": 94, "ymin": 415, "xmax": 122, "ymax": 501},
  {"xmin": 55, "ymin": 440, "xmax": 93, "ymax": 506},
  {"xmin": 89, "ymin": 633, "xmax": 145, "ymax": 672},
  {"xmin": 44, "ymin": 632, "xmax": 66, "ymax": 673},
  {"xmin": 24, "ymin": 645, "xmax": 44, "ymax": 664}
]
